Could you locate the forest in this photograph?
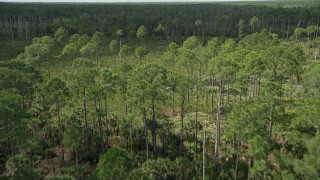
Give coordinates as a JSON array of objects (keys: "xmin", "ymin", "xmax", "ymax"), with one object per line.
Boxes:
[{"xmin": 0, "ymin": 0, "xmax": 320, "ymax": 179}]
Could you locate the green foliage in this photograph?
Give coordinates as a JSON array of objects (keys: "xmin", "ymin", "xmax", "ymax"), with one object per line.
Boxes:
[
  {"xmin": 136, "ymin": 25, "xmax": 148, "ymax": 39},
  {"xmin": 129, "ymin": 63, "xmax": 169, "ymax": 105},
  {"xmin": 300, "ymin": 136, "xmax": 320, "ymax": 178},
  {"xmin": 134, "ymin": 46, "xmax": 147, "ymax": 60},
  {"xmin": 167, "ymin": 42, "xmax": 179, "ymax": 55},
  {"xmin": 61, "ymin": 166, "xmax": 85, "ymax": 179},
  {"xmin": 210, "ymin": 50, "xmax": 239, "ymax": 79},
  {"xmin": 22, "ymin": 36, "xmax": 54, "ymax": 65},
  {"xmin": 175, "ymin": 74, "xmax": 194, "ymax": 101},
  {"xmin": 25, "ymin": 36, "xmax": 54, "ymax": 57},
  {"xmin": 119, "ymin": 44, "xmax": 130, "ymax": 59},
  {"xmin": 0, "ymin": 91, "xmax": 25, "ymax": 140},
  {"xmin": 178, "ymin": 36, "xmax": 200, "ymax": 72},
  {"xmin": 116, "ymin": 29, "xmax": 123, "ymax": 37},
  {"xmin": 109, "ymin": 40, "xmax": 118, "ymax": 54},
  {"xmin": 129, "ymin": 158, "xmax": 175, "ymax": 179},
  {"xmin": 303, "ymin": 63, "xmax": 320, "ymax": 96},
  {"xmin": 99, "ymin": 67, "xmax": 119, "ymax": 97},
  {"xmin": 129, "ymin": 157, "xmax": 194, "ymax": 179},
  {"xmin": 43, "ymin": 77, "xmax": 70, "ymax": 105},
  {"xmin": 63, "ymin": 124, "xmax": 84, "ymax": 149},
  {"xmin": 80, "ymin": 42, "xmax": 97, "ymax": 58},
  {"xmin": 238, "ymin": 19, "xmax": 245, "ymax": 39},
  {"xmin": 0, "ymin": 60, "xmax": 42, "ymax": 97},
  {"xmin": 239, "ymin": 29, "xmax": 279, "ymax": 50},
  {"xmin": 54, "ymin": 27, "xmax": 68, "ymax": 45},
  {"xmin": 0, "ymin": 40, "xmax": 29, "ymax": 61},
  {"xmin": 91, "ymin": 32, "xmax": 104, "ymax": 45},
  {"xmin": 154, "ymin": 24, "xmax": 165, "ymax": 37},
  {"xmin": 248, "ymin": 135, "xmax": 269, "ymax": 178},
  {"xmin": 182, "ymin": 36, "xmax": 200, "ymax": 50},
  {"xmin": 137, "ymin": 25, "xmax": 148, "ymax": 46},
  {"xmin": 10, "ymin": 167, "xmax": 47, "ymax": 180},
  {"xmin": 97, "ymin": 147, "xmax": 132, "ymax": 180},
  {"xmin": 71, "ymin": 57, "xmax": 97, "ymax": 93},
  {"xmin": 78, "ymin": 34, "xmax": 91, "ymax": 47},
  {"xmin": 250, "ymin": 16, "xmax": 259, "ymax": 33},
  {"xmin": 195, "ymin": 20, "xmax": 202, "ymax": 27},
  {"xmin": 50, "ymin": 174, "xmax": 76, "ymax": 180},
  {"xmin": 62, "ymin": 42, "xmax": 79, "ymax": 57}
]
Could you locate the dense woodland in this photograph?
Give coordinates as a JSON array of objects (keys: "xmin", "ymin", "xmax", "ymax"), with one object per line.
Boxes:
[
  {"xmin": 1, "ymin": 1, "xmax": 320, "ymax": 179},
  {"xmin": 0, "ymin": 0, "xmax": 320, "ymax": 61}
]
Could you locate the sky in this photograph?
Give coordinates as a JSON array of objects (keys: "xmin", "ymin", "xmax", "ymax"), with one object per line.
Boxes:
[{"xmin": 0, "ymin": 0, "xmax": 265, "ymax": 2}]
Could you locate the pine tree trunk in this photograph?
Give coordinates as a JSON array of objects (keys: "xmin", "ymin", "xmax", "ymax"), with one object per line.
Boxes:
[
  {"xmin": 211, "ymin": 76, "xmax": 214, "ymax": 118},
  {"xmin": 205, "ymin": 63, "xmax": 209, "ymax": 106},
  {"xmin": 172, "ymin": 50, "xmax": 175, "ymax": 115},
  {"xmin": 75, "ymin": 148, "xmax": 79, "ymax": 180},
  {"xmin": 22, "ymin": 95, "xmax": 25, "ymax": 110},
  {"xmin": 215, "ymin": 79, "xmax": 224, "ymax": 163},
  {"xmin": 97, "ymin": 100, "xmax": 104, "ymax": 152},
  {"xmin": 162, "ymin": 130, "xmax": 165, "ymax": 156},
  {"xmin": 227, "ymin": 82, "xmax": 230, "ymax": 103},
  {"xmin": 252, "ymin": 78, "xmax": 256, "ymax": 100},
  {"xmin": 104, "ymin": 95, "xmax": 108, "ymax": 149},
  {"xmin": 172, "ymin": 90, "xmax": 175, "ymax": 115},
  {"xmin": 234, "ymin": 141, "xmax": 240, "ymax": 180},
  {"xmin": 143, "ymin": 105, "xmax": 149, "ymax": 161},
  {"xmin": 6, "ymin": 118, "xmax": 11, "ymax": 156},
  {"xmin": 151, "ymin": 102, "xmax": 157, "ymax": 159},
  {"xmin": 195, "ymin": 83, "xmax": 199, "ymax": 161},
  {"xmin": 247, "ymin": 157, "xmax": 251, "ymax": 180},
  {"xmin": 269, "ymin": 120, "xmax": 273, "ymax": 139},
  {"xmin": 57, "ymin": 105, "xmax": 65, "ymax": 167},
  {"xmin": 203, "ymin": 131, "xmax": 206, "ymax": 180},
  {"xmin": 30, "ymin": 152, "xmax": 33, "ymax": 168},
  {"xmin": 83, "ymin": 88, "xmax": 89, "ymax": 147},
  {"xmin": 180, "ymin": 99, "xmax": 185, "ymax": 155},
  {"xmin": 187, "ymin": 91, "xmax": 190, "ymax": 113},
  {"xmin": 127, "ymin": 93, "xmax": 133, "ymax": 154},
  {"xmin": 286, "ymin": 18, "xmax": 290, "ymax": 39},
  {"xmin": 83, "ymin": 88, "xmax": 88, "ymax": 130}
]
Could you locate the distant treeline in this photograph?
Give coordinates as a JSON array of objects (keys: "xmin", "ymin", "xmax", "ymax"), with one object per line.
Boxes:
[{"xmin": 0, "ymin": 2, "xmax": 319, "ymax": 42}]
